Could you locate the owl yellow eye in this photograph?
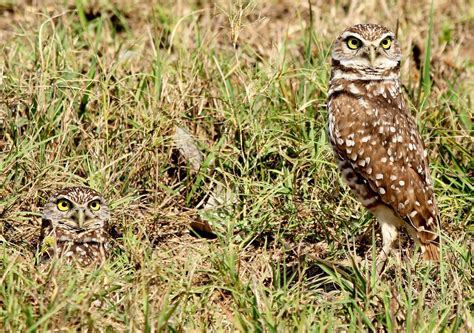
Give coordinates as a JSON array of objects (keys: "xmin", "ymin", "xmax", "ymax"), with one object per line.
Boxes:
[
  {"xmin": 57, "ymin": 199, "xmax": 71, "ymax": 211},
  {"xmin": 346, "ymin": 37, "xmax": 362, "ymax": 50},
  {"xmin": 89, "ymin": 200, "xmax": 101, "ymax": 211},
  {"xmin": 381, "ymin": 37, "xmax": 392, "ymax": 49}
]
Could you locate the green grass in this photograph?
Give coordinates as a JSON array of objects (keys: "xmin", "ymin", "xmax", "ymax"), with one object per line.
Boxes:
[{"xmin": 0, "ymin": 0, "xmax": 473, "ymax": 331}]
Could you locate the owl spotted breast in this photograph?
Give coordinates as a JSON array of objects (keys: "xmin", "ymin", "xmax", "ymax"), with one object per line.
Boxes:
[
  {"xmin": 38, "ymin": 186, "xmax": 111, "ymax": 266},
  {"xmin": 327, "ymin": 24, "xmax": 440, "ymax": 266}
]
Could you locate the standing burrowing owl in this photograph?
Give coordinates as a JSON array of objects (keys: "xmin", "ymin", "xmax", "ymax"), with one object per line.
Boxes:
[
  {"xmin": 327, "ymin": 24, "xmax": 440, "ymax": 266},
  {"xmin": 38, "ymin": 187, "xmax": 111, "ymax": 265}
]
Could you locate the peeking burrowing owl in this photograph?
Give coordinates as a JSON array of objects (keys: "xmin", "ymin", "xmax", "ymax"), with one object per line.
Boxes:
[
  {"xmin": 38, "ymin": 187, "xmax": 111, "ymax": 265},
  {"xmin": 327, "ymin": 24, "xmax": 440, "ymax": 265}
]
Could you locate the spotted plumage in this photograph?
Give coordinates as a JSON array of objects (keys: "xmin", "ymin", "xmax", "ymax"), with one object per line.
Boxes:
[
  {"xmin": 38, "ymin": 187, "xmax": 111, "ymax": 266},
  {"xmin": 327, "ymin": 24, "xmax": 440, "ymax": 265}
]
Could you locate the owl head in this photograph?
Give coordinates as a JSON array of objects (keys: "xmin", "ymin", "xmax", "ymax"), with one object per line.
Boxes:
[
  {"xmin": 42, "ymin": 186, "xmax": 110, "ymax": 231},
  {"xmin": 331, "ymin": 24, "xmax": 401, "ymax": 79}
]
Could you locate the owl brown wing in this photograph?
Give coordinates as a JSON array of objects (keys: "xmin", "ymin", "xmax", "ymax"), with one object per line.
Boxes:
[
  {"xmin": 329, "ymin": 94, "xmax": 439, "ymax": 244},
  {"xmin": 38, "ymin": 218, "xmax": 51, "ymax": 248},
  {"xmin": 37, "ymin": 219, "xmax": 55, "ymax": 264}
]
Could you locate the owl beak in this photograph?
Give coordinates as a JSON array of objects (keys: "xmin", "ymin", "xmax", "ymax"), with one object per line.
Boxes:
[
  {"xmin": 369, "ymin": 45, "xmax": 376, "ymax": 67},
  {"xmin": 72, "ymin": 209, "xmax": 86, "ymax": 228}
]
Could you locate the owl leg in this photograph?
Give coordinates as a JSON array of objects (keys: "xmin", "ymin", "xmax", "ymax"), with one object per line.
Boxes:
[
  {"xmin": 403, "ymin": 224, "xmax": 440, "ymax": 261},
  {"xmin": 377, "ymin": 215, "xmax": 398, "ymax": 271},
  {"xmin": 404, "ymin": 223, "xmax": 421, "ymax": 248},
  {"xmin": 370, "ymin": 205, "xmax": 403, "ymax": 273}
]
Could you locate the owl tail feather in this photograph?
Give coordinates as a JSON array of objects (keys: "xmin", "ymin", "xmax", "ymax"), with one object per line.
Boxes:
[{"xmin": 422, "ymin": 242, "xmax": 440, "ymax": 261}]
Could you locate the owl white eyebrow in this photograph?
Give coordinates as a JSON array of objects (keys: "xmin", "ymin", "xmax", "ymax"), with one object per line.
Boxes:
[
  {"xmin": 340, "ymin": 32, "xmax": 363, "ymax": 40},
  {"xmin": 374, "ymin": 33, "xmax": 395, "ymax": 43},
  {"xmin": 340, "ymin": 32, "xmax": 395, "ymax": 44},
  {"xmin": 55, "ymin": 196, "xmax": 71, "ymax": 202}
]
